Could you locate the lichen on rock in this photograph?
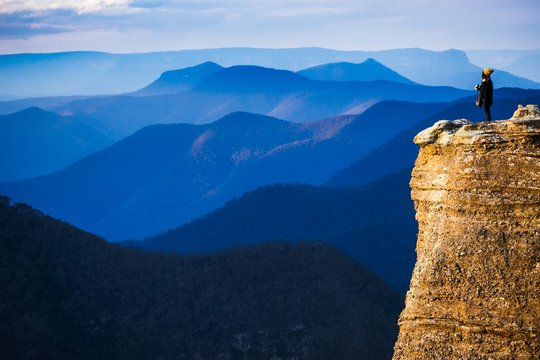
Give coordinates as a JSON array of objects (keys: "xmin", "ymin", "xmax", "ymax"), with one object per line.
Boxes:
[{"xmin": 392, "ymin": 105, "xmax": 540, "ymax": 359}]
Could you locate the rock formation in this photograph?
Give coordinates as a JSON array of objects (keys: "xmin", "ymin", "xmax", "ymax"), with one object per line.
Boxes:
[{"xmin": 393, "ymin": 106, "xmax": 540, "ymax": 359}]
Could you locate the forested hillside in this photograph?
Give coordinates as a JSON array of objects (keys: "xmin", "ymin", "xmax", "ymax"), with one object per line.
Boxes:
[{"xmin": 0, "ymin": 196, "xmax": 402, "ymax": 359}]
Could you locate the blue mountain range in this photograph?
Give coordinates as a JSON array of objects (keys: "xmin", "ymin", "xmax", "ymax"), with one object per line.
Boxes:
[
  {"xmin": 3, "ymin": 49, "xmax": 540, "ymax": 358},
  {"xmin": 0, "ymin": 101, "xmax": 443, "ymax": 240},
  {"xmin": 0, "ymin": 61, "xmax": 470, "ymax": 182},
  {"xmin": 2, "ymin": 48, "xmax": 539, "ymax": 97}
]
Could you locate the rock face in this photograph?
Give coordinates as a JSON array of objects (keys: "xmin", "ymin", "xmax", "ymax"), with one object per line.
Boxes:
[{"xmin": 393, "ymin": 107, "xmax": 540, "ymax": 359}]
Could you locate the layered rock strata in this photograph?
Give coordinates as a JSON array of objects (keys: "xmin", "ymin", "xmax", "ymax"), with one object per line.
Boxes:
[{"xmin": 393, "ymin": 105, "xmax": 540, "ymax": 359}]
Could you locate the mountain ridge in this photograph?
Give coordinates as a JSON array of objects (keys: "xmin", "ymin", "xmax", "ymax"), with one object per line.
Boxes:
[
  {"xmin": 327, "ymin": 91, "xmax": 540, "ymax": 188},
  {"xmin": 0, "ymin": 195, "xmax": 402, "ymax": 359},
  {"xmin": 2, "ymin": 48, "xmax": 538, "ymax": 97},
  {"xmin": 0, "ymin": 107, "xmax": 112, "ymax": 182},
  {"xmin": 297, "ymin": 58, "xmax": 415, "ymax": 84},
  {"xmin": 0, "ymin": 63, "xmax": 469, "ymax": 139},
  {"xmin": 133, "ymin": 61, "xmax": 223, "ymax": 96},
  {"xmin": 126, "ymin": 169, "xmax": 417, "ymax": 292},
  {"xmin": 0, "ymin": 102, "xmax": 444, "ymax": 240}
]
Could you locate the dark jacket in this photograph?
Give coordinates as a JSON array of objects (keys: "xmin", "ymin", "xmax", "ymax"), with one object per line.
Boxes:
[{"xmin": 480, "ymin": 73, "xmax": 493, "ymax": 108}]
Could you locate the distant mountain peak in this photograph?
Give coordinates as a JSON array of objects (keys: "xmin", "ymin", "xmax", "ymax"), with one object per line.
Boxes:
[
  {"xmin": 3, "ymin": 106, "xmax": 63, "ymax": 123},
  {"xmin": 197, "ymin": 65, "xmax": 312, "ymax": 93},
  {"xmin": 134, "ymin": 61, "xmax": 223, "ymax": 96},
  {"xmin": 362, "ymin": 57, "xmax": 378, "ymax": 64},
  {"xmin": 215, "ymin": 111, "xmax": 284, "ymax": 124},
  {"xmin": 220, "ymin": 64, "xmax": 295, "ymax": 74},
  {"xmin": 191, "ymin": 61, "xmax": 221, "ymax": 68},
  {"xmin": 158, "ymin": 61, "xmax": 222, "ymax": 81},
  {"xmin": 17, "ymin": 106, "xmax": 49, "ymax": 116},
  {"xmin": 297, "ymin": 60, "xmax": 415, "ymax": 84}
]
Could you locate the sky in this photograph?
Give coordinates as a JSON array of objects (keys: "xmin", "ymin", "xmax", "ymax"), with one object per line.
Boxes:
[{"xmin": 1, "ymin": 0, "xmax": 539, "ymax": 54}]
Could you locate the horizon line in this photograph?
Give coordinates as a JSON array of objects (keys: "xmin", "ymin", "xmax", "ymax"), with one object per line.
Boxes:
[{"xmin": 2, "ymin": 46, "xmax": 540, "ymax": 56}]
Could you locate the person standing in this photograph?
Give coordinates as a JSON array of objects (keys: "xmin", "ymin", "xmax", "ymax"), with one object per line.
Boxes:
[{"xmin": 475, "ymin": 68, "xmax": 494, "ymax": 121}]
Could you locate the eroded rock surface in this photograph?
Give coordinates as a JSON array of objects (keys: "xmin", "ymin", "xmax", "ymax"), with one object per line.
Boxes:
[{"xmin": 393, "ymin": 107, "xmax": 540, "ymax": 359}]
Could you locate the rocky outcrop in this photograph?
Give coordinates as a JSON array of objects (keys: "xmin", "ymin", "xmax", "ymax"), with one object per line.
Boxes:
[{"xmin": 393, "ymin": 106, "xmax": 540, "ymax": 359}]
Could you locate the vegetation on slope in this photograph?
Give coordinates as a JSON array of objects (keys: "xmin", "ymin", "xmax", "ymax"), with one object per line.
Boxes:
[{"xmin": 0, "ymin": 196, "xmax": 402, "ymax": 359}]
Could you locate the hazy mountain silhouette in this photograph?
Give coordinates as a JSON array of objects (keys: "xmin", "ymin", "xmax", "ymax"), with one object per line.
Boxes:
[
  {"xmin": 196, "ymin": 65, "xmax": 313, "ymax": 93},
  {"xmin": 297, "ymin": 58, "xmax": 415, "ymax": 84},
  {"xmin": 127, "ymin": 169, "xmax": 417, "ymax": 292},
  {"xmin": 465, "ymin": 49, "xmax": 540, "ymax": 83},
  {"xmin": 369, "ymin": 48, "xmax": 540, "ymax": 89},
  {"xmin": 504, "ymin": 55, "xmax": 540, "ymax": 84},
  {"xmin": 327, "ymin": 91, "xmax": 540, "ymax": 188},
  {"xmin": 0, "ymin": 102, "xmax": 443, "ymax": 240},
  {"xmin": 0, "ymin": 63, "xmax": 468, "ymax": 139},
  {"xmin": 0, "ymin": 196, "xmax": 402, "ymax": 359},
  {"xmin": 2, "ymin": 48, "xmax": 538, "ymax": 97},
  {"xmin": 0, "ymin": 107, "xmax": 112, "ymax": 182},
  {"xmin": 462, "ymin": 69, "xmax": 540, "ymax": 90},
  {"xmin": 37, "ymin": 64, "xmax": 467, "ymax": 138},
  {"xmin": 133, "ymin": 61, "xmax": 223, "ymax": 96},
  {"xmin": 0, "ymin": 95, "xmax": 101, "ymax": 116}
]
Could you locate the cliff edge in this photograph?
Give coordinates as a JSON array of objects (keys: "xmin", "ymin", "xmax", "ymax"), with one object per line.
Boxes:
[{"xmin": 393, "ymin": 105, "xmax": 540, "ymax": 359}]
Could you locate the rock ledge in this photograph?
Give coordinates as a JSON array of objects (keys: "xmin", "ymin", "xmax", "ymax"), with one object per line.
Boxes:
[{"xmin": 392, "ymin": 105, "xmax": 540, "ymax": 359}]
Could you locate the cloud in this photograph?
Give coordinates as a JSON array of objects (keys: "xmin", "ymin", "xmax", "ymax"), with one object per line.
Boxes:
[
  {"xmin": 0, "ymin": 9, "xmax": 76, "ymax": 38},
  {"xmin": 0, "ymin": 2, "xmax": 152, "ymax": 39},
  {"xmin": 0, "ymin": 21, "xmax": 69, "ymax": 38},
  {"xmin": 1, "ymin": 0, "xmax": 539, "ymax": 52},
  {"xmin": 0, "ymin": 0, "xmax": 131, "ymax": 14},
  {"xmin": 129, "ymin": 0, "xmax": 165, "ymax": 9}
]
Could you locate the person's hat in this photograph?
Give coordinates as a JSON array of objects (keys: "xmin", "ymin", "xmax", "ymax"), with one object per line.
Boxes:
[{"xmin": 483, "ymin": 68, "xmax": 494, "ymax": 76}]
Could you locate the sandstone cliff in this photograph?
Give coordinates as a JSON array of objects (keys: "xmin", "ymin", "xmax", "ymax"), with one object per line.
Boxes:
[{"xmin": 393, "ymin": 105, "xmax": 540, "ymax": 359}]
